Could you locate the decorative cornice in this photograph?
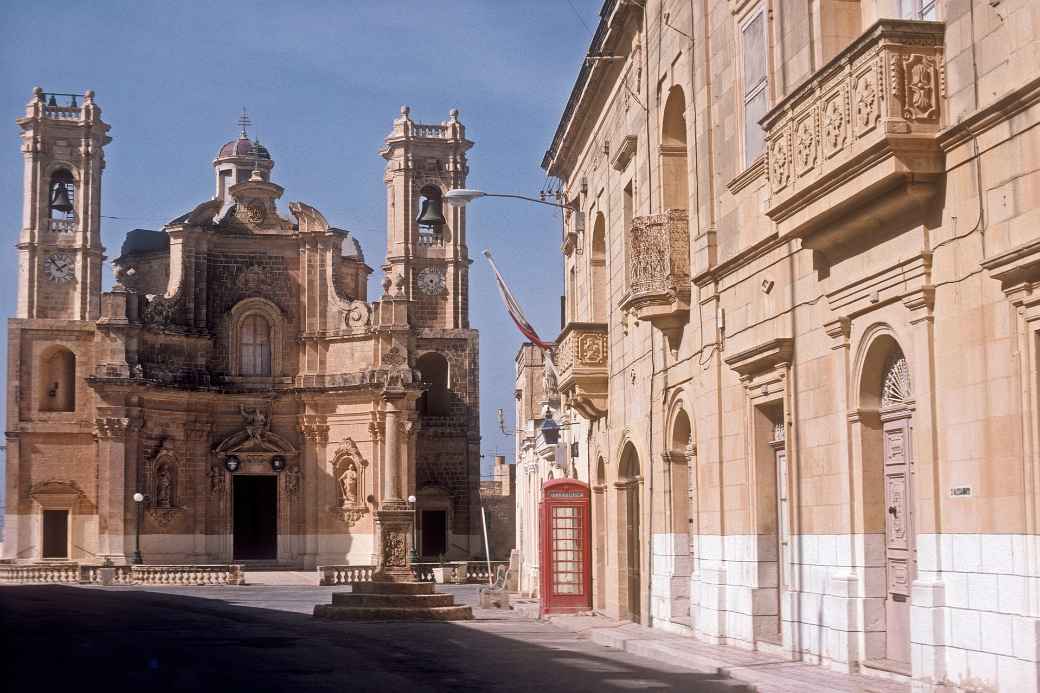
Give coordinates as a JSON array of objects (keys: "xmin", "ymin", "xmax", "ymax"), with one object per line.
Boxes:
[{"xmin": 723, "ymin": 338, "xmax": 793, "ymax": 378}]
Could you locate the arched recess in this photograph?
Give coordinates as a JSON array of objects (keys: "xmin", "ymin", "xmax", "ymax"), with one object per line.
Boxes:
[
  {"xmin": 854, "ymin": 326, "xmax": 916, "ymax": 667},
  {"xmin": 617, "ymin": 442, "xmax": 642, "ymax": 622},
  {"xmin": 668, "ymin": 405, "xmax": 694, "ymax": 538},
  {"xmin": 48, "ymin": 167, "xmax": 76, "ymax": 220},
  {"xmin": 415, "ymin": 352, "xmax": 450, "ymax": 416},
  {"xmin": 229, "ymin": 298, "xmax": 284, "ymax": 378},
  {"xmin": 660, "ymin": 86, "xmax": 689, "ymax": 211},
  {"xmin": 590, "ymin": 213, "xmax": 607, "ymax": 323},
  {"xmin": 39, "ymin": 346, "xmax": 76, "ymax": 412},
  {"xmin": 592, "ymin": 455, "xmax": 608, "ymax": 610}
]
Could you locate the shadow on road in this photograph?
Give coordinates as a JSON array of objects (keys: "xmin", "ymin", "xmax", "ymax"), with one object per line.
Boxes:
[{"xmin": 0, "ymin": 585, "xmax": 739, "ymax": 692}]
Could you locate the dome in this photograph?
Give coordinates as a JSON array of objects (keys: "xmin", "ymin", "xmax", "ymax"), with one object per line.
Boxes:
[{"xmin": 217, "ymin": 135, "xmax": 270, "ymax": 160}]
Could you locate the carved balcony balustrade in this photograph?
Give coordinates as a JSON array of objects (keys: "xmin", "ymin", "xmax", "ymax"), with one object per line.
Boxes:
[
  {"xmin": 762, "ymin": 20, "xmax": 945, "ymax": 249},
  {"xmin": 619, "ymin": 209, "xmax": 690, "ymax": 341},
  {"xmin": 556, "ymin": 321, "xmax": 608, "ymax": 420}
]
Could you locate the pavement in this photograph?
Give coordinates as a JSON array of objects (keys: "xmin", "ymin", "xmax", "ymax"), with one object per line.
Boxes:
[
  {"xmin": 541, "ymin": 613, "xmax": 910, "ymax": 693},
  {"xmin": 0, "ymin": 583, "xmax": 746, "ymax": 692},
  {"xmin": 0, "ymin": 580, "xmax": 909, "ymax": 692}
]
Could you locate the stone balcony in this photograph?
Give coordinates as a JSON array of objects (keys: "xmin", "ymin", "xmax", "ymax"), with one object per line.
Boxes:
[
  {"xmin": 619, "ymin": 209, "xmax": 690, "ymax": 341},
  {"xmin": 762, "ymin": 20, "xmax": 945, "ymax": 249},
  {"xmin": 556, "ymin": 321, "xmax": 608, "ymax": 420}
]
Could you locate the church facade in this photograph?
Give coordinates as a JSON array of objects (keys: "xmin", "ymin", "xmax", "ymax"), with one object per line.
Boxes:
[{"xmin": 3, "ymin": 88, "xmax": 481, "ymax": 569}]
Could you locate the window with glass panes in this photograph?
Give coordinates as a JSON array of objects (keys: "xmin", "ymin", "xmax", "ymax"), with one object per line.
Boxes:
[
  {"xmin": 239, "ymin": 314, "xmax": 272, "ymax": 376},
  {"xmin": 551, "ymin": 505, "xmax": 583, "ymax": 594},
  {"xmin": 900, "ymin": 0, "xmax": 937, "ymax": 20},
  {"xmin": 742, "ymin": 9, "xmax": 768, "ymax": 168}
]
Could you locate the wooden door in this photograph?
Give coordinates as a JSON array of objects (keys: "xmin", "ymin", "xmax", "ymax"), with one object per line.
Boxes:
[
  {"xmin": 882, "ymin": 416, "xmax": 914, "ymax": 665},
  {"xmin": 42, "ymin": 510, "xmax": 69, "ymax": 559}
]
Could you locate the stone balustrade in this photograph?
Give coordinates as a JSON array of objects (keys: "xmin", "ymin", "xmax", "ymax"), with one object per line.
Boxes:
[
  {"xmin": 762, "ymin": 19, "xmax": 945, "ymax": 244},
  {"xmin": 0, "ymin": 563, "xmax": 80, "ymax": 584},
  {"xmin": 48, "ymin": 218, "xmax": 77, "ymax": 233},
  {"xmin": 79, "ymin": 564, "xmax": 134, "ymax": 584},
  {"xmin": 317, "ymin": 561, "xmax": 508, "ymax": 585},
  {"xmin": 318, "ymin": 565, "xmax": 376, "ymax": 586},
  {"xmin": 556, "ymin": 321, "xmax": 608, "ymax": 419},
  {"xmin": 130, "ymin": 565, "xmax": 244, "ymax": 585}
]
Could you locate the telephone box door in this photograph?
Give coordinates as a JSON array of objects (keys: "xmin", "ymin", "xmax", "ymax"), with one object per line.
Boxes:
[{"xmin": 540, "ymin": 479, "xmax": 592, "ymax": 616}]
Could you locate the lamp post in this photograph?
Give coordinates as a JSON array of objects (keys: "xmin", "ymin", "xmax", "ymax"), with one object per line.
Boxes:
[
  {"xmin": 443, "ymin": 188, "xmax": 579, "ymax": 213},
  {"xmin": 132, "ymin": 492, "xmax": 146, "ymax": 565},
  {"xmin": 407, "ymin": 494, "xmax": 419, "ymax": 564}
]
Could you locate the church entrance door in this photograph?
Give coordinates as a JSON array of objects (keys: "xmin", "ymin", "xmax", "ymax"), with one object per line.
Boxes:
[{"xmin": 233, "ymin": 475, "xmax": 277, "ymax": 560}]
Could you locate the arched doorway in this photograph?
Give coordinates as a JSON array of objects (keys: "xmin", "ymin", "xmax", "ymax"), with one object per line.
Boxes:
[
  {"xmin": 618, "ymin": 443, "xmax": 642, "ymax": 622},
  {"xmin": 859, "ymin": 334, "xmax": 916, "ymax": 668},
  {"xmin": 667, "ymin": 408, "xmax": 694, "ymax": 624}
]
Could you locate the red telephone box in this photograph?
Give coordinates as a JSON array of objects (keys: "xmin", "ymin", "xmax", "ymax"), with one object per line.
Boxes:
[{"xmin": 540, "ymin": 479, "xmax": 592, "ymax": 616}]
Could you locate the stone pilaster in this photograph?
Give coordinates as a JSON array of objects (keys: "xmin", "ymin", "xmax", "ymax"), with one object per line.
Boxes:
[
  {"xmin": 299, "ymin": 415, "xmax": 329, "ymax": 563},
  {"xmin": 95, "ymin": 415, "xmax": 132, "ymax": 563}
]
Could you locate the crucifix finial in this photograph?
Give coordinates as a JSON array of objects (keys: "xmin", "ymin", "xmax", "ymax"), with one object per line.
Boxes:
[{"xmin": 237, "ymin": 107, "xmax": 252, "ymax": 138}]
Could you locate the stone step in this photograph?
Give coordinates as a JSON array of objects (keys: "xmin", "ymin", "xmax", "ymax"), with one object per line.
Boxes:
[
  {"xmin": 313, "ymin": 604, "xmax": 473, "ymax": 621},
  {"xmin": 349, "ymin": 581, "xmax": 435, "ymax": 595},
  {"xmin": 331, "ymin": 592, "xmax": 456, "ymax": 608}
]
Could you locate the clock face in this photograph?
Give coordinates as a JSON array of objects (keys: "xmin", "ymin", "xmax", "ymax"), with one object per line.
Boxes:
[
  {"xmin": 43, "ymin": 253, "xmax": 75, "ymax": 282},
  {"xmin": 417, "ymin": 267, "xmax": 446, "ymax": 295}
]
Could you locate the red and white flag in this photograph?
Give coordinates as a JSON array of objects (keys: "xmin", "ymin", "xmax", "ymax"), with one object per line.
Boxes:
[{"xmin": 483, "ymin": 249, "xmax": 554, "ymax": 351}]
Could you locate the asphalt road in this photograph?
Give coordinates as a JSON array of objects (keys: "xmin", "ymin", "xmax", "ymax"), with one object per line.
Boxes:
[{"xmin": 0, "ymin": 583, "xmax": 741, "ymax": 692}]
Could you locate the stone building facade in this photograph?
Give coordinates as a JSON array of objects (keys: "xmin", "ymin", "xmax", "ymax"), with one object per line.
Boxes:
[
  {"xmin": 4, "ymin": 90, "xmax": 481, "ymax": 570},
  {"xmin": 538, "ymin": 1, "xmax": 1040, "ymax": 690}
]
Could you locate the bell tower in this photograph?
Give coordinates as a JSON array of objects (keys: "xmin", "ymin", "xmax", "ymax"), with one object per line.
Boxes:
[
  {"xmin": 17, "ymin": 87, "xmax": 110, "ymax": 321},
  {"xmin": 380, "ymin": 106, "xmax": 472, "ymax": 329}
]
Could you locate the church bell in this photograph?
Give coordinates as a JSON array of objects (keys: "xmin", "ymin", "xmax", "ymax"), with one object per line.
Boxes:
[
  {"xmin": 415, "ymin": 197, "xmax": 446, "ymax": 228},
  {"xmin": 50, "ymin": 183, "xmax": 74, "ymax": 214}
]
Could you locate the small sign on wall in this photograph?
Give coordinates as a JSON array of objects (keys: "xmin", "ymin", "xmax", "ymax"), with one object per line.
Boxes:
[{"xmin": 950, "ymin": 486, "xmax": 973, "ymax": 498}]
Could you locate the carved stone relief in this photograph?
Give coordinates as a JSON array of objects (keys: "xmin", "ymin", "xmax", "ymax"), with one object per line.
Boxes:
[
  {"xmin": 769, "ymin": 134, "xmax": 790, "ymax": 191},
  {"xmin": 854, "ymin": 67, "xmax": 881, "ymax": 135},
  {"xmin": 822, "ymin": 93, "xmax": 847, "ymax": 155},
  {"xmin": 796, "ymin": 114, "xmax": 817, "ymax": 174},
  {"xmin": 899, "ymin": 53, "xmax": 939, "ymax": 121}
]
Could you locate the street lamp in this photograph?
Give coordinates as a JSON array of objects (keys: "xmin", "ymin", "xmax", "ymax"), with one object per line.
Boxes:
[
  {"xmin": 132, "ymin": 491, "xmax": 147, "ymax": 565},
  {"xmin": 443, "ymin": 188, "xmax": 580, "ymax": 213},
  {"xmin": 407, "ymin": 494, "xmax": 419, "ymax": 565}
]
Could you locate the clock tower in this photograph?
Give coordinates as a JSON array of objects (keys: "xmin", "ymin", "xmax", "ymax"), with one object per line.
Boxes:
[
  {"xmin": 17, "ymin": 88, "xmax": 110, "ymax": 321},
  {"xmin": 380, "ymin": 106, "xmax": 471, "ymax": 329},
  {"xmin": 380, "ymin": 107, "xmax": 482, "ymax": 554}
]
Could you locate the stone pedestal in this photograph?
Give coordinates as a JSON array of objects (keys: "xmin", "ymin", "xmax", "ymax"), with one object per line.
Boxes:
[{"xmin": 373, "ymin": 507, "xmax": 414, "ymax": 583}]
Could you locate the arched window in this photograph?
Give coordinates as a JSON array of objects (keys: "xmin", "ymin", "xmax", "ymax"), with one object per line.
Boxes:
[
  {"xmin": 590, "ymin": 214, "xmax": 607, "ymax": 322},
  {"xmin": 239, "ymin": 314, "xmax": 272, "ymax": 376},
  {"xmin": 660, "ymin": 87, "xmax": 689, "ymax": 211},
  {"xmin": 416, "ymin": 352, "xmax": 450, "ymax": 416},
  {"xmin": 49, "ymin": 169, "xmax": 76, "ymax": 220},
  {"xmin": 39, "ymin": 347, "xmax": 76, "ymax": 412}
]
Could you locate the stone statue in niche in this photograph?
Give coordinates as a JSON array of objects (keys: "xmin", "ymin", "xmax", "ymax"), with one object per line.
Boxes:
[
  {"xmin": 208, "ymin": 465, "xmax": 225, "ymax": 495},
  {"xmin": 285, "ymin": 464, "xmax": 301, "ymax": 496},
  {"xmin": 155, "ymin": 463, "xmax": 173, "ymax": 508},
  {"xmin": 339, "ymin": 463, "xmax": 358, "ymax": 507}
]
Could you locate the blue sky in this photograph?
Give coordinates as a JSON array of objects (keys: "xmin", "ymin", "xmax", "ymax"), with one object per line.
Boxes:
[{"xmin": 0, "ymin": 0, "xmax": 601, "ymax": 491}]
